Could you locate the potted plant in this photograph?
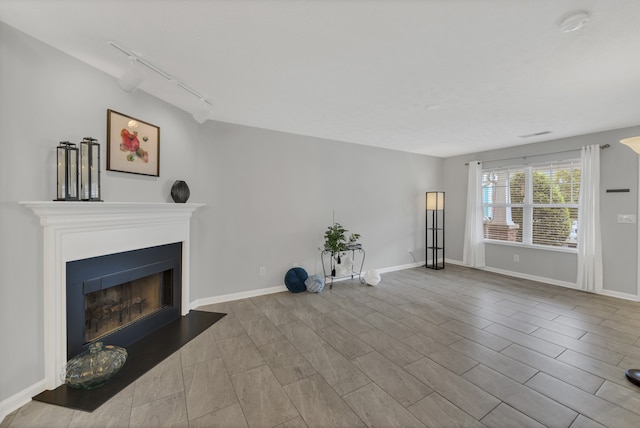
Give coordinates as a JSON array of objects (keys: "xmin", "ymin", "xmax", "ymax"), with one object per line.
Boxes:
[
  {"xmin": 324, "ymin": 222, "xmax": 347, "ymax": 254},
  {"xmin": 322, "ymin": 222, "xmax": 360, "ymax": 276}
]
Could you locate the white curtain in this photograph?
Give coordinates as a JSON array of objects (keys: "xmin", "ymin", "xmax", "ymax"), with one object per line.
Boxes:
[
  {"xmin": 577, "ymin": 145, "xmax": 603, "ymax": 292},
  {"xmin": 463, "ymin": 161, "xmax": 486, "ymax": 268}
]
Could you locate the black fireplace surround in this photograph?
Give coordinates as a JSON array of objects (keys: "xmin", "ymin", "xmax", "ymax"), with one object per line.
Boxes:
[{"xmin": 66, "ymin": 242, "xmax": 182, "ymax": 359}]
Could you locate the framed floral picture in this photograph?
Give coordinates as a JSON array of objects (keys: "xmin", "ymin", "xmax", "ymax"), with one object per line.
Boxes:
[{"xmin": 107, "ymin": 109, "xmax": 160, "ymax": 176}]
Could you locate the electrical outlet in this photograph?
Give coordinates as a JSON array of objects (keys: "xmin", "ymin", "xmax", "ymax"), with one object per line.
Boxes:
[
  {"xmin": 259, "ymin": 266, "xmax": 266, "ymax": 276},
  {"xmin": 513, "ymin": 255, "xmax": 519, "ymax": 262},
  {"xmin": 617, "ymin": 214, "xmax": 636, "ymax": 224}
]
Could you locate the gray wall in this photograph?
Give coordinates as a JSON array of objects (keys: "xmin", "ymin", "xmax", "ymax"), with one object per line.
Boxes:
[
  {"xmin": 0, "ymin": 21, "xmax": 441, "ymax": 406},
  {"xmin": 444, "ymin": 128, "xmax": 640, "ymax": 295},
  {"xmin": 193, "ymin": 122, "xmax": 440, "ymax": 300}
]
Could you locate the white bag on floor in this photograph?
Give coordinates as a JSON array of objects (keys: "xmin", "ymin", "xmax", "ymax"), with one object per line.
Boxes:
[{"xmin": 364, "ymin": 270, "xmax": 381, "ymax": 286}]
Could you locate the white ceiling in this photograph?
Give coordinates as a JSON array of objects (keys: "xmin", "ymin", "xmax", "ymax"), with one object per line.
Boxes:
[{"xmin": 2, "ymin": 0, "xmax": 640, "ymax": 157}]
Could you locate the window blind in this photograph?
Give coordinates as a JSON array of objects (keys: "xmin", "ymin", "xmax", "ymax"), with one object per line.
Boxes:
[{"xmin": 482, "ymin": 160, "xmax": 580, "ymax": 249}]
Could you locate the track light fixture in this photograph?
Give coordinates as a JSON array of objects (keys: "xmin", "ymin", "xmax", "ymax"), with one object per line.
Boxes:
[
  {"xmin": 193, "ymin": 99, "xmax": 211, "ymax": 124},
  {"xmin": 109, "ymin": 41, "xmax": 214, "ymax": 123},
  {"xmin": 118, "ymin": 56, "xmax": 144, "ymax": 93}
]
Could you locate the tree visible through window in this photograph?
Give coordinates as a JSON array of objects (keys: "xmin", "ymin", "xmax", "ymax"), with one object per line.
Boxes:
[{"xmin": 482, "ymin": 161, "xmax": 580, "ymax": 248}]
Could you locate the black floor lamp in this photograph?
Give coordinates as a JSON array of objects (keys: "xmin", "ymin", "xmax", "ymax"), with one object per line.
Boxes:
[{"xmin": 425, "ymin": 191, "xmax": 445, "ymax": 270}]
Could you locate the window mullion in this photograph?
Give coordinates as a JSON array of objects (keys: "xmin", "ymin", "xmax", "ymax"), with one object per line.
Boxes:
[{"xmin": 523, "ymin": 166, "xmax": 533, "ymax": 245}]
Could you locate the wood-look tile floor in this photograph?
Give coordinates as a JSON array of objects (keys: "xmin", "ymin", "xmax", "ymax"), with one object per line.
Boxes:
[{"xmin": 4, "ymin": 265, "xmax": 640, "ymax": 427}]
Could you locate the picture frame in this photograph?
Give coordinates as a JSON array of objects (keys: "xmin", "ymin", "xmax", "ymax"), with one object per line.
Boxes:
[{"xmin": 107, "ymin": 109, "xmax": 160, "ymax": 177}]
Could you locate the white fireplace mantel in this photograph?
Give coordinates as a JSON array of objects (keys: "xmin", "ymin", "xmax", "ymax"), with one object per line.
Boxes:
[{"xmin": 20, "ymin": 201, "xmax": 204, "ymax": 390}]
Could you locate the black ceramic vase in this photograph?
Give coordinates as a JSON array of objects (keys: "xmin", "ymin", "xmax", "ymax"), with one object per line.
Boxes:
[{"xmin": 170, "ymin": 180, "xmax": 190, "ymax": 203}]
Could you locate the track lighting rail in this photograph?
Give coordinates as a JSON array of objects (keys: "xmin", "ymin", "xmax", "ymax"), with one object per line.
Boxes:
[{"xmin": 108, "ymin": 41, "xmax": 213, "ymax": 107}]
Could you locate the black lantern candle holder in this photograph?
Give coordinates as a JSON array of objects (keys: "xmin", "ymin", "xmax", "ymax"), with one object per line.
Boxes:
[
  {"xmin": 80, "ymin": 137, "xmax": 101, "ymax": 201},
  {"xmin": 56, "ymin": 141, "xmax": 79, "ymax": 201}
]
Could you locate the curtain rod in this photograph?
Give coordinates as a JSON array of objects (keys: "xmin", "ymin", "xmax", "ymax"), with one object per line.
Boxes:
[{"xmin": 464, "ymin": 144, "xmax": 610, "ymax": 166}]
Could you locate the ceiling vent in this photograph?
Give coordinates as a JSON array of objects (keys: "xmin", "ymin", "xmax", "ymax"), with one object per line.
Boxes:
[
  {"xmin": 518, "ymin": 131, "xmax": 553, "ymax": 139},
  {"xmin": 558, "ymin": 10, "xmax": 591, "ymax": 33}
]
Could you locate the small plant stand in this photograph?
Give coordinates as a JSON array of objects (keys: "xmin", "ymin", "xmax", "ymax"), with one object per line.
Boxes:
[{"xmin": 320, "ymin": 244, "xmax": 366, "ymax": 289}]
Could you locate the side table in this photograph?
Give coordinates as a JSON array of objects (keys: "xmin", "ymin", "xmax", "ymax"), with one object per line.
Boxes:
[{"xmin": 320, "ymin": 244, "xmax": 366, "ymax": 289}]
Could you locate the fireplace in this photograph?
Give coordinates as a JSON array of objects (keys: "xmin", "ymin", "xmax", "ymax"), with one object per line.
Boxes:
[
  {"xmin": 66, "ymin": 243, "xmax": 182, "ymax": 359},
  {"xmin": 21, "ymin": 201, "xmax": 204, "ymax": 389}
]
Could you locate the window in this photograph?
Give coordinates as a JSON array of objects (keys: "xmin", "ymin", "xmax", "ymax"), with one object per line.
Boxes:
[{"xmin": 482, "ymin": 160, "xmax": 581, "ymax": 249}]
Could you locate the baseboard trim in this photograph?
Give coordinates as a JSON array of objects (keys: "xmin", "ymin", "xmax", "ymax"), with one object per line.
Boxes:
[
  {"xmin": 480, "ymin": 266, "xmax": 579, "ymax": 289},
  {"xmin": 445, "ymin": 258, "xmax": 579, "ymax": 289},
  {"xmin": 376, "ymin": 261, "xmax": 425, "ymax": 274},
  {"xmin": 190, "ymin": 262, "xmax": 428, "ymax": 309},
  {"xmin": 189, "ymin": 285, "xmax": 288, "ymax": 309},
  {"xmin": 0, "ymin": 379, "xmax": 46, "ymax": 423},
  {"xmin": 599, "ymin": 288, "xmax": 639, "ymax": 302},
  {"xmin": 446, "ymin": 259, "xmax": 639, "ymax": 301},
  {"xmin": 190, "ymin": 261, "xmax": 640, "ymax": 308}
]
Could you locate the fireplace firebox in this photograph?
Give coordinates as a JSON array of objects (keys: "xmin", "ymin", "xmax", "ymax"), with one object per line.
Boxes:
[{"xmin": 66, "ymin": 243, "xmax": 182, "ymax": 359}]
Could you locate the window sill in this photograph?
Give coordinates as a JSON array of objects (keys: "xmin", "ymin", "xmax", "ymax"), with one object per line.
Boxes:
[{"xmin": 484, "ymin": 239, "xmax": 578, "ymax": 254}]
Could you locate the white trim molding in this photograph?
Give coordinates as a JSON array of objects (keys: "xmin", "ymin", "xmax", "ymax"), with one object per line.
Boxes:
[
  {"xmin": 446, "ymin": 258, "xmax": 578, "ymax": 288},
  {"xmin": 599, "ymin": 288, "xmax": 639, "ymax": 302},
  {"xmin": 377, "ymin": 261, "xmax": 425, "ymax": 273},
  {"xmin": 20, "ymin": 201, "xmax": 204, "ymax": 391},
  {"xmin": 447, "ymin": 258, "xmax": 639, "ymax": 301},
  {"xmin": 480, "ymin": 266, "xmax": 579, "ymax": 290},
  {"xmin": 0, "ymin": 379, "xmax": 46, "ymax": 423},
  {"xmin": 190, "ymin": 285, "xmax": 288, "ymax": 309}
]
